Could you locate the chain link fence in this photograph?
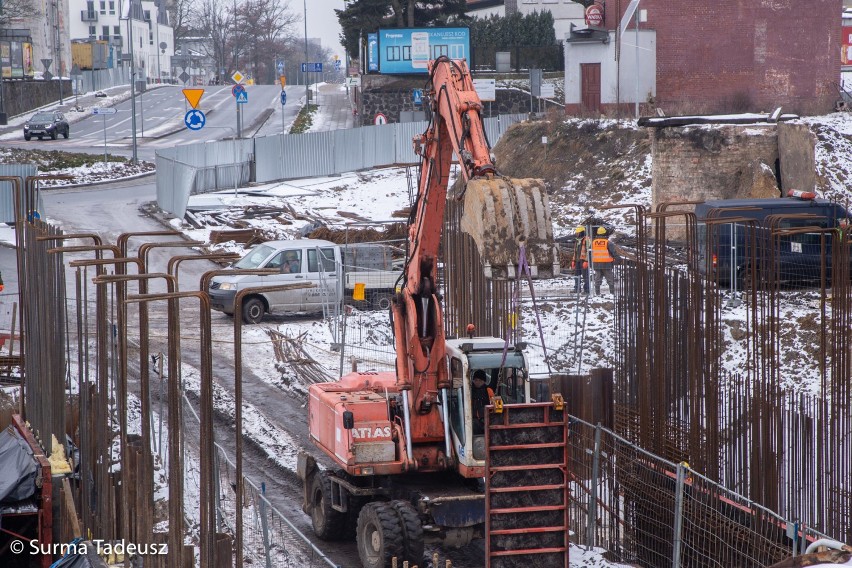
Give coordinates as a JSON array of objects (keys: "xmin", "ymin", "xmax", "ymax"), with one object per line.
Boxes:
[{"xmin": 568, "ymin": 414, "xmax": 827, "ymax": 568}]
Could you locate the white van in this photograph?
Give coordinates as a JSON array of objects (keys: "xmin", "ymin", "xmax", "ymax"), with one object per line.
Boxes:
[{"xmin": 208, "ymin": 239, "xmax": 402, "ymax": 323}]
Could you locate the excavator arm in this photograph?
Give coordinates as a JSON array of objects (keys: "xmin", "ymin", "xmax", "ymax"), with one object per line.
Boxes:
[{"xmin": 390, "ymin": 57, "xmax": 558, "ymax": 466}]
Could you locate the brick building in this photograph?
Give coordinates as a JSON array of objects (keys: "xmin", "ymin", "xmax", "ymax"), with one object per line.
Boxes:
[{"xmin": 564, "ymin": 1, "xmax": 840, "ymax": 116}]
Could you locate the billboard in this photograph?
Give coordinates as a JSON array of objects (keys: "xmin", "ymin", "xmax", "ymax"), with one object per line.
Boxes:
[
  {"xmin": 367, "ymin": 33, "xmax": 378, "ymax": 72},
  {"xmin": 843, "ymin": 26, "xmax": 852, "ymax": 65},
  {"xmin": 378, "ymin": 28, "xmax": 470, "ymax": 74}
]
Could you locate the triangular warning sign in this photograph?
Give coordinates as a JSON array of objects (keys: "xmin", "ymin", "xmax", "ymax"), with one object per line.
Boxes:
[{"xmin": 182, "ymin": 88, "xmax": 204, "ymax": 109}]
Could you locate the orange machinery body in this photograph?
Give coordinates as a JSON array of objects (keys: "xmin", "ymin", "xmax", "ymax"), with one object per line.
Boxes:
[
  {"xmin": 308, "ymin": 370, "xmax": 451, "ymax": 476},
  {"xmin": 308, "ymin": 57, "xmax": 497, "ymax": 480}
]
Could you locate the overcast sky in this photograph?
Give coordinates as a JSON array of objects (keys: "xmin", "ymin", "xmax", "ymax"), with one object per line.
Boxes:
[{"xmin": 301, "ymin": 0, "xmax": 346, "ymax": 63}]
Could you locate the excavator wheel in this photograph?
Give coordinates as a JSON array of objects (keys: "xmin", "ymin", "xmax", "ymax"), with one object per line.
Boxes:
[
  {"xmin": 389, "ymin": 500, "xmax": 424, "ymax": 566},
  {"xmin": 310, "ymin": 470, "xmax": 347, "ymax": 540},
  {"xmin": 460, "ymin": 177, "xmax": 560, "ymax": 280},
  {"xmin": 356, "ymin": 502, "xmax": 404, "ymax": 568}
]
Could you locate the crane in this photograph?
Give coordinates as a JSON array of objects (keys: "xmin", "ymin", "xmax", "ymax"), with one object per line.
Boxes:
[{"xmin": 298, "ymin": 56, "xmax": 558, "ymax": 568}]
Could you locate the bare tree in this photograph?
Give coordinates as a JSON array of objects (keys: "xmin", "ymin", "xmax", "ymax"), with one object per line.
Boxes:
[
  {"xmin": 237, "ymin": 0, "xmax": 298, "ymax": 84},
  {"xmin": 168, "ymin": 0, "xmax": 196, "ymax": 46},
  {"xmin": 1, "ymin": 0, "xmax": 41, "ymax": 25},
  {"xmin": 196, "ymin": 0, "xmax": 233, "ymax": 79}
]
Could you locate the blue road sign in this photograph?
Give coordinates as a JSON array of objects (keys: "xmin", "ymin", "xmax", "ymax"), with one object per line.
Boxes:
[
  {"xmin": 277, "ymin": 59, "xmax": 285, "ymax": 74},
  {"xmin": 280, "ymin": 91, "xmax": 287, "ymax": 105},
  {"xmin": 184, "ymin": 109, "xmax": 206, "ymax": 130},
  {"xmin": 334, "ymin": 59, "xmax": 341, "ymax": 71},
  {"xmin": 232, "ymin": 84, "xmax": 246, "ymax": 97},
  {"xmin": 236, "ymin": 90, "xmax": 248, "ymax": 104},
  {"xmin": 413, "ymin": 89, "xmax": 423, "ymax": 105},
  {"xmin": 301, "ymin": 62, "xmax": 323, "ymax": 73}
]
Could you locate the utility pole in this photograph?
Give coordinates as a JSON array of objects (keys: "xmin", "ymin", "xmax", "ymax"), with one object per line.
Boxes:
[
  {"xmin": 303, "ymin": 0, "xmax": 309, "ymax": 106},
  {"xmin": 125, "ymin": 3, "xmax": 138, "ymax": 163}
]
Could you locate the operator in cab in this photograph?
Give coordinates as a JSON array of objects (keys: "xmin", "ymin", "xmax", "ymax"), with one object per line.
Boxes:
[{"xmin": 471, "ymin": 369, "xmax": 495, "ymax": 435}]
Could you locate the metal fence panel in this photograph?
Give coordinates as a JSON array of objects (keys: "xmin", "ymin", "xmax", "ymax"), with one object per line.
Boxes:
[
  {"xmin": 362, "ymin": 124, "xmax": 396, "ymax": 168},
  {"xmin": 0, "ymin": 164, "xmax": 39, "ymax": 223},
  {"xmin": 155, "ymin": 156, "xmax": 196, "ymax": 218},
  {"xmin": 332, "ymin": 128, "xmax": 364, "ymax": 173},
  {"xmin": 254, "ymin": 135, "xmax": 285, "ymax": 183},
  {"xmin": 393, "ymin": 121, "xmax": 428, "ymax": 164},
  {"xmin": 279, "ymin": 131, "xmax": 336, "ymax": 179}
]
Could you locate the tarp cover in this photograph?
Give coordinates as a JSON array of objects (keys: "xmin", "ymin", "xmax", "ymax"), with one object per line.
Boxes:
[
  {"xmin": 0, "ymin": 425, "xmax": 37, "ymax": 503},
  {"xmin": 50, "ymin": 540, "xmax": 109, "ymax": 567}
]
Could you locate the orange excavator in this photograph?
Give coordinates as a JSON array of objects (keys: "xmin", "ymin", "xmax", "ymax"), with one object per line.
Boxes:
[{"xmin": 297, "ymin": 56, "xmax": 558, "ymax": 568}]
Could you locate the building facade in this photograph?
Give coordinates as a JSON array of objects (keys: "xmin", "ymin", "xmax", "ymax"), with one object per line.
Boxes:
[{"xmin": 564, "ymin": 1, "xmax": 840, "ymax": 117}]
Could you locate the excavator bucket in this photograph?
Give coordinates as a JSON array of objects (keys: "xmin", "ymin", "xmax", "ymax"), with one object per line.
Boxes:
[{"xmin": 460, "ymin": 177, "xmax": 560, "ymax": 280}]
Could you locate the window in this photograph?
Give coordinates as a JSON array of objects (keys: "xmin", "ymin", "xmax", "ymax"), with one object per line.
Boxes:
[
  {"xmin": 102, "ymin": 26, "xmax": 110, "ymax": 38},
  {"xmin": 307, "ymin": 248, "xmax": 336, "ymax": 273},
  {"xmin": 432, "ymin": 44, "xmax": 449, "ymax": 59},
  {"xmin": 99, "ymin": 0, "xmax": 105, "ymax": 13},
  {"xmin": 114, "ymin": 26, "xmax": 120, "ymax": 35},
  {"xmin": 109, "ymin": 1, "xmax": 114, "ymax": 13},
  {"xmin": 144, "ymin": 10, "xmax": 150, "ymax": 20},
  {"xmin": 449, "ymin": 358, "xmax": 465, "ymax": 440},
  {"xmin": 386, "ymin": 46, "xmax": 401, "ymax": 61},
  {"xmin": 402, "ymin": 46, "xmax": 411, "ymax": 61},
  {"xmin": 89, "ymin": 26, "xmax": 96, "ymax": 37}
]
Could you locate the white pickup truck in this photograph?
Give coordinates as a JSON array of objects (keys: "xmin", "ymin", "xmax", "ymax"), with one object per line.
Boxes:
[{"xmin": 208, "ymin": 239, "xmax": 403, "ymax": 323}]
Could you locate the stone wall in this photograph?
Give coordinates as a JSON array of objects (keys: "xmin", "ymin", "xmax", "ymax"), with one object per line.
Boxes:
[
  {"xmin": 1, "ymin": 80, "xmax": 73, "ymax": 121},
  {"xmin": 777, "ymin": 123, "xmax": 816, "ymax": 194},
  {"xmin": 357, "ymin": 74, "xmax": 559, "ymax": 126}
]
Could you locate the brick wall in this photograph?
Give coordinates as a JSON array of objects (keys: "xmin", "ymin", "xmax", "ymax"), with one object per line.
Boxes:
[
  {"xmin": 611, "ymin": 1, "xmax": 839, "ymax": 115},
  {"xmin": 651, "ymin": 124, "xmax": 780, "ymax": 215}
]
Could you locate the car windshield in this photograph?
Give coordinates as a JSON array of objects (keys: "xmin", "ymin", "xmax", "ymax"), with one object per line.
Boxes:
[
  {"xmin": 31, "ymin": 113, "xmax": 55, "ymax": 122},
  {"xmin": 233, "ymin": 244, "xmax": 275, "ymax": 269}
]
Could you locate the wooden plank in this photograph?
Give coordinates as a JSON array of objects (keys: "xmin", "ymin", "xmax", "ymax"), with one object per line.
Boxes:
[{"xmin": 62, "ymin": 477, "xmax": 82, "ymax": 538}]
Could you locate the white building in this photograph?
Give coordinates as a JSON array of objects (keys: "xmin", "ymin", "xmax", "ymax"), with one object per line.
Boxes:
[
  {"xmin": 515, "ymin": 0, "xmax": 585, "ymax": 41},
  {"xmin": 466, "ymin": 0, "xmax": 505, "ymax": 17},
  {"xmin": 66, "ymin": 0, "xmax": 173, "ymax": 80}
]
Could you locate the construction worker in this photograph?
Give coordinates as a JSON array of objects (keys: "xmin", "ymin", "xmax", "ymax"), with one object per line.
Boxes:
[
  {"xmin": 571, "ymin": 226, "xmax": 590, "ymax": 294},
  {"xmin": 592, "ymin": 227, "xmax": 621, "ymax": 295},
  {"xmin": 471, "ymin": 369, "xmax": 494, "ymax": 435}
]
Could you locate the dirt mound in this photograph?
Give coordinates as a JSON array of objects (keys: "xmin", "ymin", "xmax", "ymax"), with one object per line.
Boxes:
[{"xmin": 491, "ymin": 117, "xmax": 652, "ymax": 238}]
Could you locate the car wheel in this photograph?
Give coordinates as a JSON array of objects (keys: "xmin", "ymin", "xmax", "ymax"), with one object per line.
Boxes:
[
  {"xmin": 50, "ymin": 130, "xmax": 57, "ymax": 140},
  {"xmin": 371, "ymin": 292, "xmax": 394, "ymax": 311},
  {"xmin": 389, "ymin": 500, "xmax": 424, "ymax": 566},
  {"xmin": 241, "ymin": 297, "xmax": 265, "ymax": 324},
  {"xmin": 24, "ymin": 133, "xmax": 31, "ymax": 141},
  {"xmin": 63, "ymin": 127, "xmax": 69, "ymax": 139}
]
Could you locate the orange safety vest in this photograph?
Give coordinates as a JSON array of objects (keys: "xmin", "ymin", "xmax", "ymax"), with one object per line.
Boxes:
[{"xmin": 591, "ymin": 238, "xmax": 614, "ymax": 264}]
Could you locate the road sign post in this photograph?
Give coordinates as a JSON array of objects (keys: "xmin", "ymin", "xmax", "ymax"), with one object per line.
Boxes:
[{"xmin": 93, "ymin": 107, "xmax": 117, "ymax": 164}]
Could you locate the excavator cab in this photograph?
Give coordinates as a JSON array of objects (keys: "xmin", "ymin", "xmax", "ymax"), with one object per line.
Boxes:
[{"xmin": 446, "ymin": 338, "xmax": 532, "ymax": 472}]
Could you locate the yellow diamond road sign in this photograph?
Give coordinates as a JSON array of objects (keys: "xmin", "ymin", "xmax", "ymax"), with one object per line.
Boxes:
[
  {"xmin": 182, "ymin": 88, "xmax": 204, "ymax": 109},
  {"xmin": 231, "ymin": 71, "xmax": 245, "ymax": 84}
]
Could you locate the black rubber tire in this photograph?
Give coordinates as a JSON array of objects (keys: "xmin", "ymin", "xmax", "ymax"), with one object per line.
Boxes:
[
  {"xmin": 50, "ymin": 130, "xmax": 57, "ymax": 140},
  {"xmin": 371, "ymin": 292, "xmax": 393, "ymax": 311},
  {"xmin": 310, "ymin": 471, "xmax": 347, "ymax": 541},
  {"xmin": 389, "ymin": 500, "xmax": 424, "ymax": 566},
  {"xmin": 241, "ymin": 297, "xmax": 265, "ymax": 324},
  {"xmin": 356, "ymin": 502, "xmax": 404, "ymax": 568},
  {"xmin": 24, "ymin": 133, "xmax": 31, "ymax": 141},
  {"xmin": 63, "ymin": 127, "xmax": 69, "ymax": 139}
]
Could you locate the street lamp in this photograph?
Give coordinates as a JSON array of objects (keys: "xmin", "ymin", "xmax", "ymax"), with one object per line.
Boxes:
[
  {"xmin": 304, "ymin": 0, "xmax": 309, "ymax": 105},
  {"xmin": 122, "ymin": 2, "xmax": 139, "ymax": 163}
]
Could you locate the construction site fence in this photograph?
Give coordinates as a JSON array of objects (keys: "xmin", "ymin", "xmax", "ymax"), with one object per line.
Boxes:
[
  {"xmin": 154, "ymin": 113, "xmax": 530, "ymax": 218},
  {"xmin": 567, "ymin": 414, "xmax": 827, "ymax": 568}
]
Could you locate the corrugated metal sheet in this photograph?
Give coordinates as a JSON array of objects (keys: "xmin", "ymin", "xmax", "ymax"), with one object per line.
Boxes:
[
  {"xmin": 158, "ymin": 114, "xmax": 530, "ymax": 220},
  {"xmin": 0, "ymin": 165, "xmax": 40, "ymax": 224}
]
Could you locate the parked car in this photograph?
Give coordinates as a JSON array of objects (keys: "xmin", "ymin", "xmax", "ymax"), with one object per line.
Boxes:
[
  {"xmin": 23, "ymin": 111, "xmax": 70, "ymax": 141},
  {"xmin": 697, "ymin": 196, "xmax": 851, "ymax": 288},
  {"xmin": 208, "ymin": 239, "xmax": 402, "ymax": 323}
]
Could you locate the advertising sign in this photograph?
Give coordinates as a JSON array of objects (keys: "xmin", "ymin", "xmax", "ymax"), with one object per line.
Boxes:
[
  {"xmin": 10, "ymin": 42, "xmax": 23, "ymax": 78},
  {"xmin": 0, "ymin": 42, "xmax": 10, "ymax": 79},
  {"xmin": 585, "ymin": 3, "xmax": 604, "ymax": 27},
  {"xmin": 23, "ymin": 42, "xmax": 34, "ymax": 77},
  {"xmin": 367, "ymin": 33, "xmax": 379, "ymax": 72},
  {"xmin": 843, "ymin": 26, "xmax": 852, "ymax": 65},
  {"xmin": 378, "ymin": 28, "xmax": 470, "ymax": 74}
]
